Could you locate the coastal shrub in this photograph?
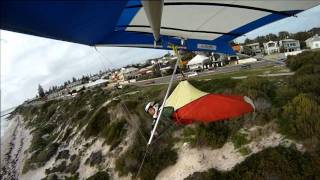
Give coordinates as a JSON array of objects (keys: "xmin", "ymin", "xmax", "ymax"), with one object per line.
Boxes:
[
  {"xmin": 231, "ymin": 132, "xmax": 249, "ymax": 149},
  {"xmin": 189, "ymin": 78, "xmax": 238, "ymax": 93},
  {"xmin": 235, "ymin": 77, "xmax": 275, "ymax": 99},
  {"xmin": 286, "ymin": 51, "xmax": 320, "ymax": 71},
  {"xmin": 183, "ymin": 119, "xmax": 244, "ymax": 149},
  {"xmin": 90, "ymin": 90, "xmax": 109, "ymax": 109},
  {"xmin": 279, "ymin": 93, "xmax": 320, "ymax": 140},
  {"xmin": 83, "ymin": 106, "xmax": 110, "ymax": 138},
  {"xmin": 185, "ymin": 146, "xmax": 320, "ymax": 180},
  {"xmin": 238, "ymin": 147, "xmax": 252, "ymax": 156},
  {"xmin": 45, "ymin": 161, "xmax": 67, "ymax": 174},
  {"xmin": 86, "ymin": 171, "xmax": 110, "ymax": 180},
  {"xmin": 64, "ymin": 174, "xmax": 79, "ymax": 180},
  {"xmin": 41, "ymin": 174, "xmax": 58, "ymax": 180},
  {"xmin": 115, "ymin": 130, "xmax": 177, "ymax": 180},
  {"xmin": 102, "ymin": 119, "xmax": 127, "ymax": 150},
  {"xmin": 66, "ymin": 155, "xmax": 81, "ymax": 174},
  {"xmin": 56, "ymin": 150, "xmax": 70, "ymax": 160},
  {"xmin": 76, "ymin": 109, "xmax": 88, "ymax": 120},
  {"xmin": 289, "ymin": 74, "xmax": 320, "ymax": 95},
  {"xmin": 35, "ymin": 143, "xmax": 60, "ymax": 165},
  {"xmin": 274, "ymin": 85, "xmax": 298, "ymax": 106},
  {"xmin": 85, "ymin": 151, "xmax": 104, "ymax": 167}
]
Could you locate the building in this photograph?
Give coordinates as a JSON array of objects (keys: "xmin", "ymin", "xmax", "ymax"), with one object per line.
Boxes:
[
  {"xmin": 244, "ymin": 43, "xmax": 262, "ymax": 55},
  {"xmin": 263, "ymin": 41, "xmax": 280, "ymax": 55},
  {"xmin": 227, "ymin": 55, "xmax": 239, "ymax": 65},
  {"xmin": 119, "ymin": 67, "xmax": 138, "ymax": 81},
  {"xmin": 305, "ymin": 34, "xmax": 320, "ymax": 49},
  {"xmin": 279, "ymin": 39, "xmax": 300, "ymax": 52},
  {"xmin": 187, "ymin": 54, "xmax": 210, "ymax": 71},
  {"xmin": 66, "ymin": 81, "xmax": 82, "ymax": 89}
]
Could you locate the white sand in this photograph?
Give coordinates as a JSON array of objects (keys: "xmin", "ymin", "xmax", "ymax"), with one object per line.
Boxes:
[
  {"xmin": 156, "ymin": 126, "xmax": 304, "ymax": 180},
  {"xmin": 1, "ymin": 115, "xmax": 32, "ymax": 179}
]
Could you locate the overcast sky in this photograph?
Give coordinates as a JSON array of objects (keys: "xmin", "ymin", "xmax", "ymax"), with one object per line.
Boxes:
[{"xmin": 1, "ymin": 5, "xmax": 320, "ymax": 111}]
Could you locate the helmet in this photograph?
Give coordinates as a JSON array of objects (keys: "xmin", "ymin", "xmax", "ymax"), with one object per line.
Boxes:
[{"xmin": 145, "ymin": 101, "xmax": 155, "ymax": 112}]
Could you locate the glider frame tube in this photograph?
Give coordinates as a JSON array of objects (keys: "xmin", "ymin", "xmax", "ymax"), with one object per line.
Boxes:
[{"xmin": 147, "ymin": 46, "xmax": 180, "ymax": 145}]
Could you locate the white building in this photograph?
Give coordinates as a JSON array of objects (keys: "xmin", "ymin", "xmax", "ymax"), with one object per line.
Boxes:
[
  {"xmin": 279, "ymin": 39, "xmax": 300, "ymax": 52},
  {"xmin": 66, "ymin": 81, "xmax": 82, "ymax": 88},
  {"xmin": 187, "ymin": 54, "xmax": 210, "ymax": 71},
  {"xmin": 263, "ymin": 41, "xmax": 280, "ymax": 55},
  {"xmin": 119, "ymin": 67, "xmax": 138, "ymax": 81},
  {"xmin": 305, "ymin": 34, "xmax": 320, "ymax": 49},
  {"xmin": 244, "ymin": 43, "xmax": 262, "ymax": 55}
]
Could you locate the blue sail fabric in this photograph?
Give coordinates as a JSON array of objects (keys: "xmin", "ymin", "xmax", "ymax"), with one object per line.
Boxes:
[{"xmin": 1, "ymin": 0, "xmax": 316, "ymax": 54}]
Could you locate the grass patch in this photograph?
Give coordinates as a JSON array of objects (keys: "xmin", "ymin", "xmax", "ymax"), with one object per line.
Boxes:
[
  {"xmin": 232, "ymin": 132, "xmax": 249, "ymax": 149},
  {"xmin": 238, "ymin": 147, "xmax": 251, "ymax": 156}
]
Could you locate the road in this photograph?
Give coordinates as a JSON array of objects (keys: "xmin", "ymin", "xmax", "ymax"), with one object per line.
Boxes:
[{"xmin": 133, "ymin": 60, "xmax": 279, "ymax": 87}]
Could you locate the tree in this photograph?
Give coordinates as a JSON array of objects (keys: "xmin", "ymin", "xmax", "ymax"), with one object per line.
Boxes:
[
  {"xmin": 265, "ymin": 33, "xmax": 278, "ymax": 41},
  {"xmin": 244, "ymin": 38, "xmax": 254, "ymax": 44},
  {"xmin": 38, "ymin": 84, "xmax": 45, "ymax": 98},
  {"xmin": 278, "ymin": 31, "xmax": 290, "ymax": 40},
  {"xmin": 72, "ymin": 77, "xmax": 77, "ymax": 82}
]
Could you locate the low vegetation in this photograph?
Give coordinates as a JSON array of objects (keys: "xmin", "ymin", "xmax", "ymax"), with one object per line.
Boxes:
[
  {"xmin": 186, "ymin": 146, "xmax": 320, "ymax": 180},
  {"xmin": 14, "ymin": 51, "xmax": 320, "ymax": 179}
]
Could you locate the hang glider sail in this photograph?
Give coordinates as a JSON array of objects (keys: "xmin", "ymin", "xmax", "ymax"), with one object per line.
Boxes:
[
  {"xmin": 1, "ymin": 0, "xmax": 319, "ymax": 54},
  {"xmin": 165, "ymin": 81, "xmax": 254, "ymax": 124}
]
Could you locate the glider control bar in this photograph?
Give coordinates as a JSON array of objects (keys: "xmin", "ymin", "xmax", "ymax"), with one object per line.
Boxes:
[{"xmin": 147, "ymin": 45, "xmax": 180, "ymax": 145}]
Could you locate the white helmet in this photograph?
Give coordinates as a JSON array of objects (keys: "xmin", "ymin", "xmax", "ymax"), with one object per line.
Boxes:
[{"xmin": 145, "ymin": 101, "xmax": 155, "ymax": 112}]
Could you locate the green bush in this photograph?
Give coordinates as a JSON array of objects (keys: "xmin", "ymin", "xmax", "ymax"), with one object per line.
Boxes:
[
  {"xmin": 238, "ymin": 147, "xmax": 251, "ymax": 156},
  {"xmin": 85, "ymin": 151, "xmax": 104, "ymax": 167},
  {"xmin": 235, "ymin": 77, "xmax": 275, "ymax": 99},
  {"xmin": 189, "ymin": 78, "xmax": 238, "ymax": 93},
  {"xmin": 86, "ymin": 171, "xmax": 110, "ymax": 180},
  {"xmin": 183, "ymin": 120, "xmax": 244, "ymax": 149},
  {"xmin": 45, "ymin": 161, "xmax": 67, "ymax": 174},
  {"xmin": 66, "ymin": 155, "xmax": 81, "ymax": 174},
  {"xmin": 83, "ymin": 106, "xmax": 110, "ymax": 138},
  {"xmin": 35, "ymin": 143, "xmax": 60, "ymax": 165},
  {"xmin": 186, "ymin": 146, "xmax": 320, "ymax": 180},
  {"xmin": 290, "ymin": 74, "xmax": 320, "ymax": 95},
  {"xmin": 115, "ymin": 131, "xmax": 177, "ymax": 180},
  {"xmin": 102, "ymin": 119, "xmax": 127, "ymax": 150},
  {"xmin": 279, "ymin": 94, "xmax": 320, "ymax": 140},
  {"xmin": 232, "ymin": 132, "xmax": 249, "ymax": 149},
  {"xmin": 286, "ymin": 51, "xmax": 320, "ymax": 71}
]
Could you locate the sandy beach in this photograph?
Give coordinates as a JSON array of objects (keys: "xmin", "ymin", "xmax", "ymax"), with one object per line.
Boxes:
[{"xmin": 1, "ymin": 115, "xmax": 31, "ymax": 180}]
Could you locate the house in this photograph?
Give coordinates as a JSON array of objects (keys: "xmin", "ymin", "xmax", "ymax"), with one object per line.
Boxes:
[
  {"xmin": 119, "ymin": 67, "xmax": 138, "ymax": 81},
  {"xmin": 66, "ymin": 81, "xmax": 82, "ymax": 88},
  {"xmin": 89, "ymin": 75, "xmax": 100, "ymax": 81},
  {"xmin": 244, "ymin": 43, "xmax": 262, "ymax": 55},
  {"xmin": 279, "ymin": 39, "xmax": 300, "ymax": 52},
  {"xmin": 227, "ymin": 55, "xmax": 239, "ymax": 65},
  {"xmin": 187, "ymin": 54, "xmax": 210, "ymax": 71},
  {"xmin": 305, "ymin": 34, "xmax": 320, "ymax": 49},
  {"xmin": 263, "ymin": 41, "xmax": 280, "ymax": 55}
]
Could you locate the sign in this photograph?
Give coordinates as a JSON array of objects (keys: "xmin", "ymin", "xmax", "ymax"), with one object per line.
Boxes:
[{"xmin": 197, "ymin": 44, "xmax": 217, "ymax": 50}]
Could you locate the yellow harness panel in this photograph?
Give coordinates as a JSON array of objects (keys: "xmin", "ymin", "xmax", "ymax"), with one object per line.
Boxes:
[{"xmin": 165, "ymin": 81, "xmax": 208, "ymax": 110}]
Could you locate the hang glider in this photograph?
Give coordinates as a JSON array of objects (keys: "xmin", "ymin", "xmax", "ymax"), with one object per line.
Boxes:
[
  {"xmin": 1, "ymin": 0, "xmax": 319, "ymax": 54},
  {"xmin": 165, "ymin": 81, "xmax": 254, "ymax": 124}
]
